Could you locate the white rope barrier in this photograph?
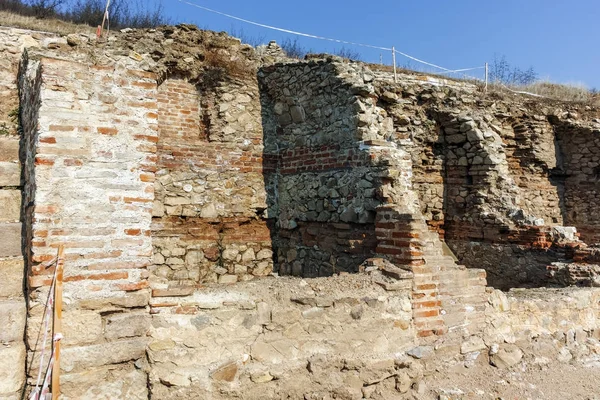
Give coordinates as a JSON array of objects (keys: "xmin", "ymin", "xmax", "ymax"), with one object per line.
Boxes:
[
  {"xmin": 176, "ymin": 0, "xmax": 484, "ymax": 77},
  {"xmin": 176, "ymin": 0, "xmax": 391, "ymax": 51}
]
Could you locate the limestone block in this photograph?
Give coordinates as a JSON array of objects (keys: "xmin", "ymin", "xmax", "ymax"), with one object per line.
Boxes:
[
  {"xmin": 62, "ymin": 339, "xmax": 147, "ymax": 372},
  {"xmin": 0, "ymin": 138, "xmax": 19, "ymax": 162},
  {"xmin": 490, "ymin": 344, "xmax": 523, "ymax": 368},
  {"xmin": 105, "ymin": 312, "xmax": 150, "ymax": 340},
  {"xmin": 61, "ymin": 365, "xmax": 148, "ymax": 400},
  {"xmin": 0, "ymin": 190, "xmax": 20, "ymax": 222},
  {"xmin": 0, "ymin": 344, "xmax": 25, "ymax": 395},
  {"xmin": 0, "ymin": 223, "xmax": 21, "ymax": 257},
  {"xmin": 62, "ymin": 310, "xmax": 103, "ymax": 346},
  {"xmin": 0, "ymin": 299, "xmax": 26, "ymax": 342},
  {"xmin": 0, "ymin": 258, "xmax": 24, "ymax": 298},
  {"xmin": 0, "ymin": 163, "xmax": 19, "ymax": 187}
]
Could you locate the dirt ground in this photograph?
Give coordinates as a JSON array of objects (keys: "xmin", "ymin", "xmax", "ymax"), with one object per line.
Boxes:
[{"xmin": 423, "ymin": 359, "xmax": 600, "ymax": 400}]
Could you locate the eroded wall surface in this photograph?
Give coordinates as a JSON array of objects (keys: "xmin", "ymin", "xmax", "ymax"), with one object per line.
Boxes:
[
  {"xmin": 22, "ymin": 56, "xmax": 156, "ymax": 398},
  {"xmin": 0, "ymin": 27, "xmax": 55, "ymax": 400},
  {"xmin": 151, "ymin": 76, "xmax": 272, "ymax": 287},
  {"xmin": 2, "ymin": 23, "xmax": 600, "ymax": 399}
]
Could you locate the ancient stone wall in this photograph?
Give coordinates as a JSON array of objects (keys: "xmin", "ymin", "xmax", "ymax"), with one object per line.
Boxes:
[
  {"xmin": 0, "ymin": 27, "xmax": 56, "ymax": 400},
  {"xmin": 367, "ymin": 72, "xmax": 600, "ymax": 289},
  {"xmin": 1, "ymin": 23, "xmax": 600, "ymax": 399},
  {"xmin": 21, "ymin": 56, "xmax": 157, "ymax": 398},
  {"xmin": 259, "ymin": 60, "xmax": 391, "ymax": 276},
  {"xmin": 555, "ymin": 119, "xmax": 600, "ymax": 244},
  {"xmin": 148, "ymin": 274, "xmax": 415, "ymax": 399},
  {"xmin": 151, "ymin": 75, "xmax": 273, "ymax": 287}
]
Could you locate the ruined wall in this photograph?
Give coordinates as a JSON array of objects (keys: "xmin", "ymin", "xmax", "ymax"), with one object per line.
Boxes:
[
  {"xmin": 367, "ymin": 73, "xmax": 599, "ymax": 289},
  {"xmin": 259, "ymin": 60, "xmax": 388, "ymax": 276},
  {"xmin": 2, "ymin": 22, "xmax": 600, "ymax": 399},
  {"xmin": 555, "ymin": 119, "xmax": 600, "ymax": 244},
  {"xmin": 22, "ymin": 56, "xmax": 157, "ymax": 398},
  {"xmin": 151, "ymin": 76, "xmax": 272, "ymax": 287},
  {"xmin": 148, "ymin": 274, "xmax": 416, "ymax": 399},
  {"xmin": 0, "ymin": 27, "xmax": 55, "ymax": 400},
  {"xmin": 485, "ymin": 288, "xmax": 600, "ymax": 368}
]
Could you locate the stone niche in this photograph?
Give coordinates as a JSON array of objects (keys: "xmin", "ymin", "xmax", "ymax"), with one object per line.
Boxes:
[
  {"xmin": 151, "ymin": 77, "xmax": 273, "ymax": 286},
  {"xmin": 259, "ymin": 61, "xmax": 384, "ymax": 277}
]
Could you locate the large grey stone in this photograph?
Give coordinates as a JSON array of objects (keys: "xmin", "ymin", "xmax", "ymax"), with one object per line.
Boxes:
[
  {"xmin": 0, "ymin": 223, "xmax": 21, "ymax": 258},
  {"xmin": 62, "ymin": 339, "xmax": 147, "ymax": 373},
  {"xmin": 490, "ymin": 344, "xmax": 523, "ymax": 368},
  {"xmin": 0, "ymin": 258, "xmax": 24, "ymax": 298},
  {"xmin": 0, "ymin": 344, "xmax": 25, "ymax": 395},
  {"xmin": 0, "ymin": 299, "xmax": 26, "ymax": 342},
  {"xmin": 0, "ymin": 190, "xmax": 21, "ymax": 222},
  {"xmin": 0, "ymin": 138, "xmax": 19, "ymax": 162},
  {"xmin": 105, "ymin": 312, "xmax": 150, "ymax": 340},
  {"xmin": 0, "ymin": 163, "xmax": 20, "ymax": 187}
]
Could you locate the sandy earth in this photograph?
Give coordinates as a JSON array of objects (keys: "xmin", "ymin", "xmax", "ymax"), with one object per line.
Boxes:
[{"xmin": 423, "ymin": 359, "xmax": 600, "ymax": 400}]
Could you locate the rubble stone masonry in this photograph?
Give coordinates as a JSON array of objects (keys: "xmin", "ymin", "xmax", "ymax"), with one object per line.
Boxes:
[{"xmin": 1, "ymin": 24, "xmax": 600, "ymax": 399}]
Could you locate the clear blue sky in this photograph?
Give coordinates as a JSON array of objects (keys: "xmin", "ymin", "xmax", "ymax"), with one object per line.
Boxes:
[{"xmin": 151, "ymin": 0, "xmax": 599, "ymax": 88}]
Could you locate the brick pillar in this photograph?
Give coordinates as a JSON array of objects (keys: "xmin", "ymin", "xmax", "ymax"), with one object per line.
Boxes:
[{"xmin": 375, "ymin": 205, "xmax": 446, "ymax": 338}]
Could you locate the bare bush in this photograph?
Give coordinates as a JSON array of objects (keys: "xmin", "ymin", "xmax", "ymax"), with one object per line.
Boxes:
[
  {"xmin": 490, "ymin": 54, "xmax": 537, "ymax": 86},
  {"xmin": 64, "ymin": 0, "xmax": 168, "ymax": 29},
  {"xmin": 228, "ymin": 26, "xmax": 265, "ymax": 47},
  {"xmin": 280, "ymin": 38, "xmax": 309, "ymax": 59},
  {"xmin": 333, "ymin": 46, "xmax": 361, "ymax": 61},
  {"xmin": 26, "ymin": 0, "xmax": 64, "ymax": 18},
  {"xmin": 0, "ymin": 0, "xmax": 168, "ymax": 27}
]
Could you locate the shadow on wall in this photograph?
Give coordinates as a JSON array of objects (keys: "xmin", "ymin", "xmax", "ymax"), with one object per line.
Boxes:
[{"xmin": 258, "ymin": 62, "xmax": 383, "ymax": 278}]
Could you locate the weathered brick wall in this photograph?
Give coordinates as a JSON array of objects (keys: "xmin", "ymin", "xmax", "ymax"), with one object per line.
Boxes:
[
  {"xmin": 22, "ymin": 57, "xmax": 156, "ymax": 398},
  {"xmin": 501, "ymin": 116, "xmax": 564, "ymax": 225},
  {"xmin": 152, "ymin": 77, "xmax": 272, "ymax": 286},
  {"xmin": 3, "ymin": 24, "xmax": 600, "ymax": 399},
  {"xmin": 555, "ymin": 121, "xmax": 600, "ymax": 243}
]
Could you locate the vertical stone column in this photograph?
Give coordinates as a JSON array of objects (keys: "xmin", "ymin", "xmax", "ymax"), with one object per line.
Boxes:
[
  {"xmin": 21, "ymin": 57, "xmax": 157, "ymax": 398},
  {"xmin": 0, "ymin": 135, "xmax": 26, "ymax": 399}
]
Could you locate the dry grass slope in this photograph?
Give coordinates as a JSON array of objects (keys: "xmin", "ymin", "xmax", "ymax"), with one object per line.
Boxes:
[{"xmin": 0, "ymin": 10, "xmax": 94, "ymax": 35}]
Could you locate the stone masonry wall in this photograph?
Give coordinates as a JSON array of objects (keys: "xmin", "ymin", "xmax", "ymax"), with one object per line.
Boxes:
[
  {"xmin": 0, "ymin": 27, "xmax": 56, "ymax": 400},
  {"xmin": 148, "ymin": 274, "xmax": 416, "ymax": 399},
  {"xmin": 259, "ymin": 60, "xmax": 389, "ymax": 276},
  {"xmin": 554, "ymin": 119, "xmax": 600, "ymax": 244},
  {"xmin": 2, "ymin": 23, "xmax": 600, "ymax": 399},
  {"xmin": 22, "ymin": 56, "xmax": 157, "ymax": 398},
  {"xmin": 368, "ymin": 72, "xmax": 599, "ymax": 289},
  {"xmin": 151, "ymin": 76, "xmax": 272, "ymax": 287}
]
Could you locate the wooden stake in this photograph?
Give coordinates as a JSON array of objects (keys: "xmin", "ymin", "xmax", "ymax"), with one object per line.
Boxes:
[
  {"xmin": 485, "ymin": 62, "xmax": 489, "ymax": 93},
  {"xmin": 99, "ymin": 0, "xmax": 111, "ymax": 39},
  {"xmin": 392, "ymin": 47, "xmax": 397, "ymax": 83},
  {"xmin": 51, "ymin": 246, "xmax": 65, "ymax": 400}
]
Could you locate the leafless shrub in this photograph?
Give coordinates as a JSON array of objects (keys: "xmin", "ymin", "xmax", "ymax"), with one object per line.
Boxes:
[
  {"xmin": 333, "ymin": 46, "xmax": 361, "ymax": 61},
  {"xmin": 228, "ymin": 26, "xmax": 266, "ymax": 47},
  {"xmin": 489, "ymin": 54, "xmax": 537, "ymax": 86},
  {"xmin": 25, "ymin": 0, "xmax": 64, "ymax": 18},
  {"xmin": 280, "ymin": 38, "xmax": 309, "ymax": 59},
  {"xmin": 0, "ymin": 0, "xmax": 168, "ymax": 27},
  {"xmin": 64, "ymin": 0, "xmax": 169, "ymax": 29}
]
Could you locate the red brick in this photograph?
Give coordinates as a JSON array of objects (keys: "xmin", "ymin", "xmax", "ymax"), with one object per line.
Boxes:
[{"xmin": 97, "ymin": 127, "xmax": 118, "ymax": 135}]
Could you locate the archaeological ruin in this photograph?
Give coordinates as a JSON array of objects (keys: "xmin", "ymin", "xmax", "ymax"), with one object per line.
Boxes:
[{"xmin": 1, "ymin": 23, "xmax": 600, "ymax": 399}]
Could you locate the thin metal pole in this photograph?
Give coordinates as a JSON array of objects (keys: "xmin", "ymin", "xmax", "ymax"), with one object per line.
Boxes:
[
  {"xmin": 380, "ymin": 54, "xmax": 383, "ymax": 65},
  {"xmin": 51, "ymin": 246, "xmax": 65, "ymax": 400},
  {"xmin": 485, "ymin": 62, "xmax": 489, "ymax": 93},
  {"xmin": 392, "ymin": 47, "xmax": 397, "ymax": 83}
]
